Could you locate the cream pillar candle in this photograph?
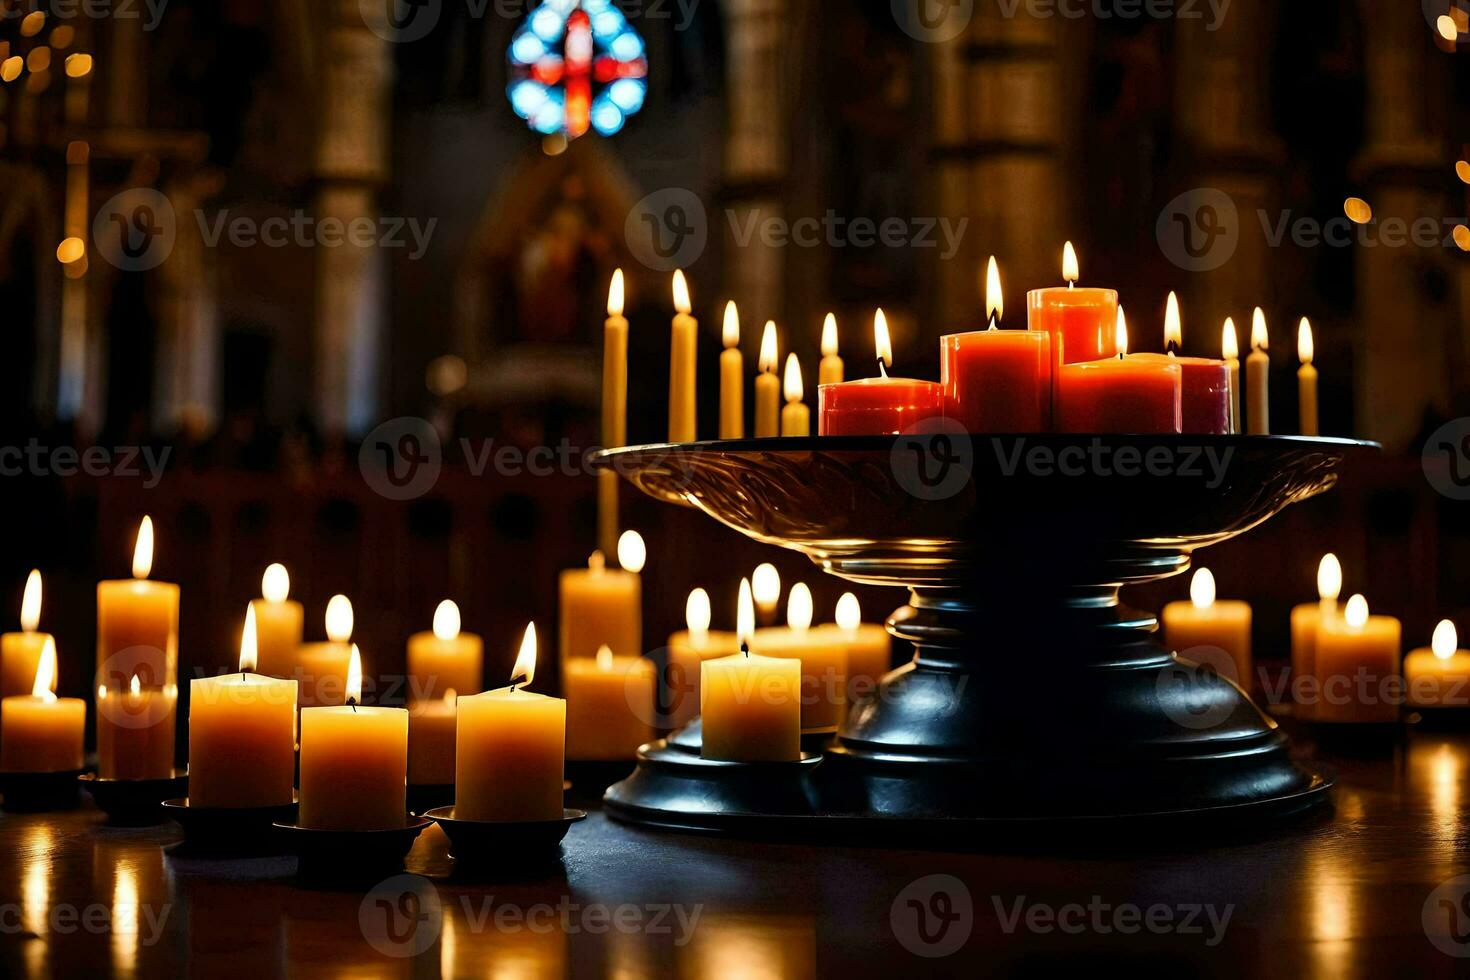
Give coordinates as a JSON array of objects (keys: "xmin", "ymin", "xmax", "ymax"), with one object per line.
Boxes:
[
  {"xmin": 1315, "ymin": 595, "xmax": 1401, "ymax": 724},
  {"xmin": 781, "ymin": 354, "xmax": 810, "ymax": 437},
  {"xmin": 250, "ymin": 563, "xmax": 303, "ymax": 680},
  {"xmin": 296, "ymin": 594, "xmax": 354, "ymax": 707},
  {"xmin": 1, "ymin": 570, "xmax": 51, "ymax": 699},
  {"xmin": 1297, "ymin": 317, "xmax": 1318, "ymax": 436},
  {"xmin": 753, "ymin": 583, "xmax": 847, "ymax": 733},
  {"xmin": 813, "ymin": 592, "xmax": 892, "ymax": 701},
  {"xmin": 666, "ymin": 588, "xmax": 741, "ymax": 728},
  {"xmin": 1221, "ymin": 318, "xmax": 1240, "ymax": 434},
  {"xmin": 1161, "ymin": 569, "xmax": 1253, "ymax": 687},
  {"xmin": 669, "ymin": 270, "xmax": 697, "ymax": 442},
  {"xmin": 1405, "ymin": 620, "xmax": 1470, "ymax": 710},
  {"xmin": 96, "ymin": 674, "xmax": 177, "ymax": 779},
  {"xmin": 187, "ymin": 606, "xmax": 297, "ymax": 808},
  {"xmin": 455, "ymin": 624, "xmax": 566, "ymax": 822},
  {"xmin": 407, "ymin": 600, "xmax": 484, "ymax": 700},
  {"xmin": 408, "ymin": 691, "xmax": 458, "ymax": 786},
  {"xmin": 96, "ymin": 515, "xmax": 179, "ymax": 703},
  {"xmin": 565, "ymin": 644, "xmax": 656, "ymax": 760},
  {"xmin": 819, "ymin": 313, "xmax": 844, "ymax": 387},
  {"xmin": 298, "ymin": 645, "xmax": 408, "ymax": 830},
  {"xmin": 720, "ymin": 301, "xmax": 744, "ymax": 439},
  {"xmin": 559, "ymin": 546, "xmax": 642, "ymax": 662},
  {"xmin": 701, "ymin": 580, "xmax": 801, "ymax": 762},
  {"xmin": 1246, "ymin": 307, "xmax": 1270, "ymax": 435},
  {"xmin": 1290, "ymin": 553, "xmax": 1342, "ymax": 720},
  {"xmin": 0, "ymin": 638, "xmax": 84, "ymax": 773},
  {"xmin": 754, "ymin": 321, "xmax": 780, "ymax": 438}
]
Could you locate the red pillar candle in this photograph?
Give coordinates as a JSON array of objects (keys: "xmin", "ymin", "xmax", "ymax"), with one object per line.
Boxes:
[
  {"xmin": 1055, "ymin": 308, "xmax": 1183, "ymax": 434},
  {"xmin": 1026, "ymin": 243, "xmax": 1119, "ymax": 369},
  {"xmin": 819, "ymin": 309, "xmax": 942, "ymax": 435},
  {"xmin": 1131, "ymin": 292, "xmax": 1232, "ymax": 434},
  {"xmin": 940, "ymin": 257, "xmax": 1052, "ymax": 432}
]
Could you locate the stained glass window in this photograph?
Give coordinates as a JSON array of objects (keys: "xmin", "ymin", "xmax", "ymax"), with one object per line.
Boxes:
[{"xmin": 507, "ymin": 0, "xmax": 649, "ymax": 140}]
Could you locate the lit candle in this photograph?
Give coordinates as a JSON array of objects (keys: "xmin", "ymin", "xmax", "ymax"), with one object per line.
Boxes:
[
  {"xmin": 1161, "ymin": 568, "xmax": 1253, "ymax": 687},
  {"xmin": 249, "ymin": 563, "xmax": 303, "ymax": 680},
  {"xmin": 818, "ymin": 310, "xmax": 943, "ymax": 435},
  {"xmin": 781, "ymin": 354, "xmax": 810, "ymax": 436},
  {"xmin": 407, "ymin": 600, "xmax": 484, "ymax": 700},
  {"xmin": 701, "ymin": 579, "xmax": 801, "ymax": 762},
  {"xmin": 720, "ymin": 301, "xmax": 744, "ymax": 439},
  {"xmin": 1298, "ymin": 317, "xmax": 1318, "ymax": 436},
  {"xmin": 1290, "ymin": 553, "xmax": 1342, "ymax": 720},
  {"xmin": 669, "ymin": 270, "xmax": 697, "ymax": 442},
  {"xmin": 666, "ymin": 588, "xmax": 740, "ymax": 728},
  {"xmin": 1054, "ymin": 308, "xmax": 1182, "ymax": 434},
  {"xmin": 752, "ymin": 563, "xmax": 781, "ymax": 626},
  {"xmin": 753, "ymin": 583, "xmax": 847, "ymax": 733},
  {"xmin": 96, "ymin": 673, "xmax": 177, "ymax": 780},
  {"xmin": 1, "ymin": 570, "xmax": 51, "ymax": 700},
  {"xmin": 1246, "ymin": 307, "xmax": 1270, "ymax": 435},
  {"xmin": 187, "ymin": 606, "xmax": 297, "ymax": 808},
  {"xmin": 754, "ymin": 321, "xmax": 781, "ymax": 438},
  {"xmin": 408, "ymin": 690, "xmax": 458, "ymax": 787},
  {"xmin": 1133, "ymin": 292, "xmax": 1231, "ymax": 434},
  {"xmin": 811, "ymin": 592, "xmax": 891, "ymax": 702},
  {"xmin": 1222, "ymin": 318, "xmax": 1241, "ymax": 434},
  {"xmin": 600, "ymin": 270, "xmax": 628, "ymax": 558},
  {"xmin": 819, "ymin": 313, "xmax": 844, "ymax": 386},
  {"xmin": 941, "ymin": 256, "xmax": 1052, "ymax": 432},
  {"xmin": 558, "ymin": 534, "xmax": 643, "ymax": 662},
  {"xmin": 456, "ymin": 624, "xmax": 566, "ymax": 822},
  {"xmin": 1405, "ymin": 620, "xmax": 1470, "ymax": 710},
  {"xmin": 298, "ymin": 644, "xmax": 409, "ymax": 830},
  {"xmin": 297, "ymin": 594, "xmax": 355, "ymax": 707},
  {"xmin": 1315, "ymin": 594, "xmax": 1401, "ymax": 724},
  {"xmin": 0, "ymin": 639, "xmax": 84, "ymax": 774},
  {"xmin": 565, "ymin": 643, "xmax": 656, "ymax": 761},
  {"xmin": 1026, "ymin": 242, "xmax": 1120, "ymax": 383}
]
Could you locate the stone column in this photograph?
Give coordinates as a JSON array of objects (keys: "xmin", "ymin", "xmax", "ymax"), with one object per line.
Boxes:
[{"xmin": 152, "ymin": 176, "xmax": 221, "ymax": 436}]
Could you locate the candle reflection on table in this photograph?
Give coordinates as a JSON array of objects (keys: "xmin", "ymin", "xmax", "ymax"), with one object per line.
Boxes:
[{"xmin": 681, "ymin": 915, "xmax": 816, "ymax": 980}]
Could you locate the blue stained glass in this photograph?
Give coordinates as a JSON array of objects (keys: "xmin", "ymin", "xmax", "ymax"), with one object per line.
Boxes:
[{"xmin": 607, "ymin": 78, "xmax": 646, "ymax": 113}]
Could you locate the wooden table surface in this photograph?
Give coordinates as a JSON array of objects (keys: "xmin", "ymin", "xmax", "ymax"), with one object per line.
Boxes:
[{"xmin": 2, "ymin": 722, "xmax": 1469, "ymax": 979}]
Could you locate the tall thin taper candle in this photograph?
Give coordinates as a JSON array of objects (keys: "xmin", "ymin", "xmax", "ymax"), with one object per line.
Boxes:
[
  {"xmin": 781, "ymin": 353, "xmax": 810, "ymax": 436},
  {"xmin": 1297, "ymin": 317, "xmax": 1318, "ymax": 436},
  {"xmin": 720, "ymin": 301, "xmax": 744, "ymax": 438},
  {"xmin": 600, "ymin": 271, "xmax": 628, "ymax": 557},
  {"xmin": 669, "ymin": 270, "xmax": 697, "ymax": 442},
  {"xmin": 819, "ymin": 313, "xmax": 844, "ymax": 386},
  {"xmin": 1246, "ymin": 307, "xmax": 1270, "ymax": 435},
  {"xmin": 1222, "ymin": 318, "xmax": 1240, "ymax": 434},
  {"xmin": 754, "ymin": 321, "xmax": 780, "ymax": 438}
]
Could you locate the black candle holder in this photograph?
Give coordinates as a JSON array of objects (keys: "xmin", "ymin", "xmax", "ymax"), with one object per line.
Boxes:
[
  {"xmin": 274, "ymin": 817, "xmax": 432, "ymax": 880},
  {"xmin": 423, "ymin": 806, "xmax": 586, "ymax": 867},
  {"xmin": 161, "ymin": 797, "xmax": 299, "ymax": 855},
  {"xmin": 79, "ymin": 769, "xmax": 188, "ymax": 826},
  {"xmin": 593, "ymin": 434, "xmax": 1376, "ymax": 834},
  {"xmin": 0, "ymin": 768, "xmax": 85, "ymax": 812}
]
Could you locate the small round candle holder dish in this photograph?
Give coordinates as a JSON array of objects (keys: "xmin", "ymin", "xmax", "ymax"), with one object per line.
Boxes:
[
  {"xmin": 0, "ymin": 768, "xmax": 85, "ymax": 812},
  {"xmin": 79, "ymin": 768, "xmax": 187, "ymax": 825},
  {"xmin": 424, "ymin": 806, "xmax": 586, "ymax": 867},
  {"xmin": 593, "ymin": 434, "xmax": 1378, "ymax": 835},
  {"xmin": 274, "ymin": 816, "xmax": 432, "ymax": 879},
  {"xmin": 407, "ymin": 783, "xmax": 455, "ymax": 815},
  {"xmin": 161, "ymin": 797, "xmax": 298, "ymax": 855}
]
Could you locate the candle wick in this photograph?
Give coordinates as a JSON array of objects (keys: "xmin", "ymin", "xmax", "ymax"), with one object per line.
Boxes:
[
  {"xmin": 1167, "ymin": 341, "xmax": 1179, "ymax": 356},
  {"xmin": 987, "ymin": 316, "xmax": 997, "ymax": 333},
  {"xmin": 877, "ymin": 360, "xmax": 888, "ymax": 380},
  {"xmin": 349, "ymin": 698, "xmax": 357, "ymax": 713},
  {"xmin": 740, "ymin": 641, "xmax": 750, "ymax": 659},
  {"xmin": 1067, "ymin": 280, "xmax": 1075, "ymax": 291}
]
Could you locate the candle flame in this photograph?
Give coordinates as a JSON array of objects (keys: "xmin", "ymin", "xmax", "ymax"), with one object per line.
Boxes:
[
  {"xmin": 737, "ymin": 578, "xmax": 755, "ymax": 649},
  {"xmin": 1317, "ymin": 554, "xmax": 1342, "ymax": 602},
  {"xmin": 759, "ymin": 321, "xmax": 779, "ymax": 374},
  {"xmin": 874, "ymin": 309, "xmax": 893, "ymax": 369},
  {"xmin": 512, "ymin": 622, "xmax": 537, "ymax": 687},
  {"xmin": 1251, "ymin": 307, "xmax": 1268, "ymax": 351},
  {"xmin": 346, "ymin": 644, "xmax": 363, "ymax": 704},
  {"xmin": 784, "ymin": 353, "xmax": 804, "ymax": 404},
  {"xmin": 788, "ymin": 582, "xmax": 813, "ymax": 632},
  {"xmin": 835, "ymin": 592, "xmax": 861, "ymax": 631},
  {"xmin": 325, "ymin": 594, "xmax": 354, "ymax": 643},
  {"xmin": 821, "ymin": 313, "xmax": 838, "ymax": 358},
  {"xmin": 433, "ymin": 600, "xmax": 461, "ymax": 642},
  {"xmin": 1438, "ymin": 14, "xmax": 1458, "ymax": 40},
  {"xmin": 617, "ymin": 529, "xmax": 646, "ymax": 574},
  {"xmin": 1298, "ymin": 317, "xmax": 1314, "ymax": 365},
  {"xmin": 1164, "ymin": 292, "xmax": 1182, "ymax": 352},
  {"xmin": 132, "ymin": 516, "xmax": 154, "ymax": 580},
  {"xmin": 130, "ymin": 674, "xmax": 140, "ymax": 696},
  {"xmin": 239, "ymin": 604, "xmax": 258, "ymax": 672},
  {"xmin": 589, "ymin": 550, "xmax": 606, "ymax": 573},
  {"xmin": 596, "ymin": 644, "xmax": 613, "ymax": 671},
  {"xmin": 752, "ymin": 563, "xmax": 780, "ymax": 609},
  {"xmin": 672, "ymin": 270, "xmax": 692, "ymax": 315},
  {"xmin": 1062, "ymin": 241, "xmax": 1079, "ymax": 285},
  {"xmin": 985, "ymin": 256, "xmax": 1003, "ymax": 326},
  {"xmin": 607, "ymin": 269, "xmax": 625, "ymax": 317},
  {"xmin": 20, "ymin": 569, "xmax": 40, "ymax": 633},
  {"xmin": 723, "ymin": 301, "xmax": 739, "ymax": 349},
  {"xmin": 1190, "ymin": 568, "xmax": 1216, "ymax": 610},
  {"xmin": 1433, "ymin": 620, "xmax": 1458, "ymax": 661},
  {"xmin": 1115, "ymin": 306, "xmax": 1129, "ymax": 356},
  {"xmin": 1222, "ymin": 318, "xmax": 1239, "ymax": 361},
  {"xmin": 686, "ymin": 588, "xmax": 711, "ymax": 638},
  {"xmin": 262, "ymin": 563, "xmax": 290, "ymax": 603},
  {"xmin": 1344, "ymin": 594, "xmax": 1368, "ymax": 630},
  {"xmin": 31, "ymin": 636, "xmax": 56, "ymax": 701}
]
